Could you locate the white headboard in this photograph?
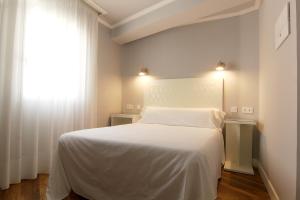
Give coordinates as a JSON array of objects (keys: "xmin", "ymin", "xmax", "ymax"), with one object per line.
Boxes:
[{"xmin": 144, "ymin": 77, "xmax": 224, "ymax": 110}]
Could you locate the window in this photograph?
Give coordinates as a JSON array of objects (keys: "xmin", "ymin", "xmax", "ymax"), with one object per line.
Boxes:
[{"xmin": 22, "ymin": 3, "xmax": 85, "ymax": 101}]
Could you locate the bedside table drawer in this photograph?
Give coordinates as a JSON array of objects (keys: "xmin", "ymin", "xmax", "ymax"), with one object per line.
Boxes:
[
  {"xmin": 111, "ymin": 117, "xmax": 133, "ymax": 126},
  {"xmin": 111, "ymin": 114, "xmax": 140, "ymax": 126}
]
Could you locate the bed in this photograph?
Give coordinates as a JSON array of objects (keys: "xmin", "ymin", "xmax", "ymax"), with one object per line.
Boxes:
[{"xmin": 47, "ymin": 78, "xmax": 225, "ymax": 200}]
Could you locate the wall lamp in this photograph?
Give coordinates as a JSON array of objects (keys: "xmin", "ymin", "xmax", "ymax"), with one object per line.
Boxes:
[
  {"xmin": 139, "ymin": 68, "xmax": 148, "ymax": 76},
  {"xmin": 216, "ymin": 61, "xmax": 225, "ymax": 71}
]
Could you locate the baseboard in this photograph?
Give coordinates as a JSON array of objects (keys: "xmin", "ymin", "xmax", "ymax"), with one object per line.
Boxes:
[{"xmin": 253, "ymin": 159, "xmax": 280, "ymax": 200}]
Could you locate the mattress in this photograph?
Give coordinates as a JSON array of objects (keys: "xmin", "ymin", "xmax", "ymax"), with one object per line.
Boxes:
[{"xmin": 47, "ymin": 123, "xmax": 224, "ymax": 200}]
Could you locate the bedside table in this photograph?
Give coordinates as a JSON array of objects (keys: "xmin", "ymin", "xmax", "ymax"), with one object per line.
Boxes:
[
  {"xmin": 110, "ymin": 114, "xmax": 140, "ymax": 126},
  {"xmin": 224, "ymin": 119, "xmax": 256, "ymax": 175}
]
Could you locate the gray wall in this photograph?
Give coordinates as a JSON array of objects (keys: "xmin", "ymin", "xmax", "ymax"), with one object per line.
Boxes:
[
  {"xmin": 121, "ymin": 12, "xmax": 259, "ymax": 120},
  {"xmin": 98, "ymin": 24, "xmax": 122, "ymax": 126},
  {"xmin": 258, "ymin": 0, "xmax": 297, "ymax": 199}
]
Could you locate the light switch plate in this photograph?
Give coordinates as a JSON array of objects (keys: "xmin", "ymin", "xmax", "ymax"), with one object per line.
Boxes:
[{"xmin": 275, "ymin": 2, "xmax": 290, "ymax": 50}]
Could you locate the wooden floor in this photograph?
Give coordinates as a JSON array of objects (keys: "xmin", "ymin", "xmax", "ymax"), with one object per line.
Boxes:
[
  {"xmin": 217, "ymin": 169, "xmax": 270, "ymax": 200},
  {"xmin": 0, "ymin": 169, "xmax": 270, "ymax": 200}
]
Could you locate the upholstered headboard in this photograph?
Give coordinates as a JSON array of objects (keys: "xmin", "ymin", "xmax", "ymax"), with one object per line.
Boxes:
[{"xmin": 144, "ymin": 77, "xmax": 224, "ymax": 110}]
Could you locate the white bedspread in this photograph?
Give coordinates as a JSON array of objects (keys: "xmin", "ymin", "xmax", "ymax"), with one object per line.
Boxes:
[{"xmin": 47, "ymin": 123, "xmax": 224, "ymax": 200}]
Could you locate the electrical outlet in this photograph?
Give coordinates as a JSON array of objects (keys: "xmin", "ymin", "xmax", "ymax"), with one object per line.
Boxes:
[
  {"xmin": 248, "ymin": 107, "xmax": 254, "ymax": 113},
  {"xmin": 242, "ymin": 107, "xmax": 254, "ymax": 114}
]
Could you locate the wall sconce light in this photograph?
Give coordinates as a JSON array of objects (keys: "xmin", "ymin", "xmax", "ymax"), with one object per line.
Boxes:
[
  {"xmin": 216, "ymin": 61, "xmax": 225, "ymax": 71},
  {"xmin": 139, "ymin": 68, "xmax": 148, "ymax": 76}
]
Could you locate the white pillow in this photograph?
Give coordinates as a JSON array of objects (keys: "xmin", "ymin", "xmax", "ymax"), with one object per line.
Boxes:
[{"xmin": 139, "ymin": 107, "xmax": 225, "ymax": 128}]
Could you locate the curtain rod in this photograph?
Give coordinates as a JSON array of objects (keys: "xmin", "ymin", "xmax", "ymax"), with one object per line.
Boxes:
[{"xmin": 81, "ymin": 0, "xmax": 113, "ymax": 28}]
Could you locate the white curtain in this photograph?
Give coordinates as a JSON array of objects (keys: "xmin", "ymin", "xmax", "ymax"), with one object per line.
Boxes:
[{"xmin": 0, "ymin": 0, "xmax": 99, "ymax": 189}]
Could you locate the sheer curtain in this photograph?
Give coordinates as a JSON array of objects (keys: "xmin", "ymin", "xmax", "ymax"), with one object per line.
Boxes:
[{"xmin": 0, "ymin": 0, "xmax": 99, "ymax": 189}]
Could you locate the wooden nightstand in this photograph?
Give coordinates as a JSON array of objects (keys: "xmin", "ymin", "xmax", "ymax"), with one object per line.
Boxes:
[
  {"xmin": 224, "ymin": 119, "xmax": 256, "ymax": 175},
  {"xmin": 110, "ymin": 114, "xmax": 140, "ymax": 126}
]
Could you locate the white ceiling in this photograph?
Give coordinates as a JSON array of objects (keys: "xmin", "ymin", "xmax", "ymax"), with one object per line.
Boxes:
[
  {"xmin": 94, "ymin": 0, "xmax": 164, "ymax": 24},
  {"xmin": 89, "ymin": 0, "xmax": 261, "ymax": 44}
]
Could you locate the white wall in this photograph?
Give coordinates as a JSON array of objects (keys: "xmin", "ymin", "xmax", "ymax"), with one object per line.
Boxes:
[
  {"xmin": 98, "ymin": 24, "xmax": 122, "ymax": 126},
  {"xmin": 258, "ymin": 0, "xmax": 297, "ymax": 199},
  {"xmin": 121, "ymin": 12, "xmax": 259, "ymax": 119}
]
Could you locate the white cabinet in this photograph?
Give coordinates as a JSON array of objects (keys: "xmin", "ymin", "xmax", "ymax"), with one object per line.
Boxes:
[
  {"xmin": 224, "ymin": 119, "xmax": 256, "ymax": 175},
  {"xmin": 111, "ymin": 114, "xmax": 140, "ymax": 126}
]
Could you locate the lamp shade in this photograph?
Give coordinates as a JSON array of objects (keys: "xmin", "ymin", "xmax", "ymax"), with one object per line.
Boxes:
[
  {"xmin": 216, "ymin": 61, "xmax": 225, "ymax": 71},
  {"xmin": 139, "ymin": 68, "xmax": 148, "ymax": 76}
]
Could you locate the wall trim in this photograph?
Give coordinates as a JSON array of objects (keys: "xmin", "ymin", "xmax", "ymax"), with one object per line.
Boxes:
[
  {"xmin": 253, "ymin": 159, "xmax": 280, "ymax": 200},
  {"xmin": 97, "ymin": 16, "xmax": 113, "ymax": 29},
  {"xmin": 111, "ymin": 0, "xmax": 176, "ymax": 28},
  {"xmin": 96, "ymin": 0, "xmax": 261, "ymax": 30},
  {"xmin": 194, "ymin": 0, "xmax": 261, "ymax": 25},
  {"xmin": 95, "ymin": 0, "xmax": 176, "ymax": 29}
]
